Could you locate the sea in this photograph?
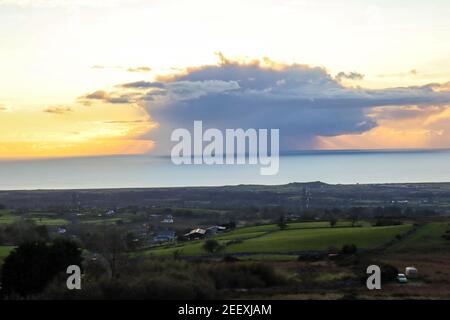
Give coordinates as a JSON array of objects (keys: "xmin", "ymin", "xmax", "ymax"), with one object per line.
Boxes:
[{"xmin": 1, "ymin": 149, "xmax": 450, "ymax": 190}]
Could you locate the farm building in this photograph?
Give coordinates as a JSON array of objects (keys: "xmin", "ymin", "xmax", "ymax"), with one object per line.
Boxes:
[
  {"xmin": 57, "ymin": 227, "xmax": 67, "ymax": 234},
  {"xmin": 153, "ymin": 230, "xmax": 176, "ymax": 243},
  {"xmin": 405, "ymin": 266, "xmax": 418, "ymax": 278},
  {"xmin": 161, "ymin": 215, "xmax": 174, "ymax": 223},
  {"xmin": 206, "ymin": 226, "xmax": 226, "ymax": 235},
  {"xmin": 184, "ymin": 228, "xmax": 206, "ymax": 240}
]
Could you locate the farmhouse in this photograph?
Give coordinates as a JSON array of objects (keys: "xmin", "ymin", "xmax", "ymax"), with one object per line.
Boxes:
[
  {"xmin": 206, "ymin": 225, "xmax": 226, "ymax": 235},
  {"xmin": 57, "ymin": 227, "xmax": 67, "ymax": 234},
  {"xmin": 153, "ymin": 230, "xmax": 176, "ymax": 243},
  {"xmin": 161, "ymin": 214, "xmax": 174, "ymax": 224},
  {"xmin": 184, "ymin": 228, "xmax": 206, "ymax": 240}
]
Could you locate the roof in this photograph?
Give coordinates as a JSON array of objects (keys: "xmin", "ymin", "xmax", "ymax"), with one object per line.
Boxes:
[
  {"xmin": 184, "ymin": 228, "xmax": 206, "ymax": 236},
  {"xmin": 207, "ymin": 226, "xmax": 226, "ymax": 230}
]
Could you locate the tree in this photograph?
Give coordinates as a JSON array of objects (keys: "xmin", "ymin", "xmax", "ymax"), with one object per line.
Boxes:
[
  {"xmin": 329, "ymin": 218, "xmax": 337, "ymax": 228},
  {"xmin": 203, "ymin": 239, "xmax": 223, "ymax": 255},
  {"xmin": 349, "ymin": 207, "xmax": 363, "ymax": 227},
  {"xmin": 277, "ymin": 214, "xmax": 288, "ymax": 230},
  {"xmin": 86, "ymin": 227, "xmax": 128, "ymax": 279},
  {"xmin": 125, "ymin": 231, "xmax": 139, "ymax": 251},
  {"xmin": 35, "ymin": 225, "xmax": 50, "ymax": 242},
  {"xmin": 0, "ymin": 239, "xmax": 82, "ymax": 297}
]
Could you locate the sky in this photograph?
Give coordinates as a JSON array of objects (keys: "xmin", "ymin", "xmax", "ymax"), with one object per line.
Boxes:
[{"xmin": 1, "ymin": 0, "xmax": 450, "ymax": 158}]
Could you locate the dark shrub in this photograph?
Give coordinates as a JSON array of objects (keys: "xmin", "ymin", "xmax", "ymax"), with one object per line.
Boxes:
[
  {"xmin": 380, "ymin": 263, "xmax": 399, "ymax": 282},
  {"xmin": 1, "ymin": 239, "xmax": 83, "ymax": 298},
  {"xmin": 297, "ymin": 254, "xmax": 323, "ymax": 262},
  {"xmin": 327, "ymin": 246, "xmax": 339, "ymax": 254},
  {"xmin": 375, "ymin": 219, "xmax": 402, "ymax": 227},
  {"xmin": 222, "ymin": 255, "xmax": 240, "ymax": 262},
  {"xmin": 203, "ymin": 239, "xmax": 223, "ymax": 254},
  {"xmin": 442, "ymin": 233, "xmax": 450, "ymax": 240},
  {"xmin": 341, "ymin": 244, "xmax": 357, "ymax": 255},
  {"xmin": 207, "ymin": 263, "xmax": 285, "ymax": 289}
]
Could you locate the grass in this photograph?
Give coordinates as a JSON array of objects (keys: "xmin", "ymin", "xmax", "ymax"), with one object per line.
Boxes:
[
  {"xmin": 27, "ymin": 217, "xmax": 69, "ymax": 226},
  {"xmin": 0, "ymin": 209, "xmax": 17, "ymax": 224},
  {"xmin": 81, "ymin": 217, "xmax": 129, "ymax": 225},
  {"xmin": 214, "ymin": 220, "xmax": 369, "ymax": 238},
  {"xmin": 0, "ymin": 246, "xmax": 15, "ymax": 265},
  {"xmin": 0, "ymin": 210, "xmax": 69, "ymax": 226},
  {"xmin": 388, "ymin": 222, "xmax": 450, "ymax": 252},
  {"xmin": 223, "ymin": 224, "xmax": 412, "ymax": 254},
  {"xmin": 237, "ymin": 254, "xmax": 299, "ymax": 262},
  {"xmin": 142, "ymin": 222, "xmax": 412, "ymax": 257},
  {"xmin": 0, "ymin": 214, "xmax": 17, "ymax": 224},
  {"xmin": 315, "ymin": 271, "xmax": 354, "ymax": 282}
]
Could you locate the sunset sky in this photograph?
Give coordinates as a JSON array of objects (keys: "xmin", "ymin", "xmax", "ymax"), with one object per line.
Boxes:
[{"xmin": 1, "ymin": 0, "xmax": 450, "ymax": 159}]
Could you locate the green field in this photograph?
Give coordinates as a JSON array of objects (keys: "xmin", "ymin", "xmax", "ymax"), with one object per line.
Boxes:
[
  {"xmin": 142, "ymin": 222, "xmax": 412, "ymax": 257},
  {"xmin": 0, "ymin": 209, "xmax": 16, "ymax": 224},
  {"xmin": 0, "ymin": 214, "xmax": 16, "ymax": 224},
  {"xmin": 0, "ymin": 246, "xmax": 14, "ymax": 265},
  {"xmin": 27, "ymin": 217, "xmax": 69, "ymax": 226},
  {"xmin": 388, "ymin": 222, "xmax": 450, "ymax": 252},
  {"xmin": 0, "ymin": 210, "xmax": 69, "ymax": 226},
  {"xmin": 81, "ymin": 217, "xmax": 130, "ymax": 225}
]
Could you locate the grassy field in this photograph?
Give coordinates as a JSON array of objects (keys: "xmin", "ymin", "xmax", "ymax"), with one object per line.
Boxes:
[
  {"xmin": 0, "ymin": 246, "xmax": 14, "ymax": 265},
  {"xmin": 27, "ymin": 217, "xmax": 69, "ymax": 226},
  {"xmin": 0, "ymin": 209, "xmax": 16, "ymax": 224},
  {"xmin": 80, "ymin": 217, "xmax": 128, "ymax": 225},
  {"xmin": 0, "ymin": 214, "xmax": 17, "ymax": 224},
  {"xmin": 388, "ymin": 222, "xmax": 450, "ymax": 252},
  {"xmin": 142, "ymin": 222, "xmax": 412, "ymax": 257},
  {"xmin": 0, "ymin": 210, "xmax": 69, "ymax": 226}
]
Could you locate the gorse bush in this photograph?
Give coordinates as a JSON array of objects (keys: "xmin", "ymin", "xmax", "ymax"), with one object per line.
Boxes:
[
  {"xmin": 38, "ymin": 259, "xmax": 285, "ymax": 300},
  {"xmin": 206, "ymin": 262, "xmax": 286, "ymax": 289},
  {"xmin": 41, "ymin": 259, "xmax": 216, "ymax": 300}
]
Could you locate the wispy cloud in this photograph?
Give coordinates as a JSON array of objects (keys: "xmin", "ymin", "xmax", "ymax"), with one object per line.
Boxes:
[
  {"xmin": 43, "ymin": 106, "xmax": 73, "ymax": 115},
  {"xmin": 127, "ymin": 66, "xmax": 152, "ymax": 73},
  {"xmin": 335, "ymin": 71, "xmax": 364, "ymax": 82},
  {"xmin": 117, "ymin": 81, "xmax": 164, "ymax": 89},
  {"xmin": 78, "ymin": 90, "xmax": 138, "ymax": 105},
  {"xmin": 91, "ymin": 65, "xmax": 152, "ymax": 73}
]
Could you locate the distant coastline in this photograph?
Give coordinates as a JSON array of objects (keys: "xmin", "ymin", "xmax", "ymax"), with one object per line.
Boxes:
[{"xmin": 1, "ymin": 149, "xmax": 450, "ymax": 190}]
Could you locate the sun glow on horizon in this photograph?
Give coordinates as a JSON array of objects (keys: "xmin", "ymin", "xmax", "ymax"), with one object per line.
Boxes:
[{"xmin": 1, "ymin": 0, "xmax": 450, "ymax": 158}]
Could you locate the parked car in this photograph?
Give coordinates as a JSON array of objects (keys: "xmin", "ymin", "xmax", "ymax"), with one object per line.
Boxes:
[{"xmin": 397, "ymin": 273, "xmax": 408, "ymax": 283}]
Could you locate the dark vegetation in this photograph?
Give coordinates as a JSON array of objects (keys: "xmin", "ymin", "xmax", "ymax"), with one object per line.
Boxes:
[
  {"xmin": 1, "ymin": 182, "xmax": 450, "ymax": 299},
  {"xmin": 1, "ymin": 239, "xmax": 82, "ymax": 298}
]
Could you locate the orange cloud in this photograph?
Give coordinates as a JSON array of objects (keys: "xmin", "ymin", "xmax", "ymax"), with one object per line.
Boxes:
[{"xmin": 318, "ymin": 105, "xmax": 450, "ymax": 150}]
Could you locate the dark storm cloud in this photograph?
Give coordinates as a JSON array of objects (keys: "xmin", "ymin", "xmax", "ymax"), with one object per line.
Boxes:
[
  {"xmin": 139, "ymin": 60, "xmax": 450, "ymax": 152},
  {"xmin": 81, "ymin": 59, "xmax": 450, "ymax": 153}
]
